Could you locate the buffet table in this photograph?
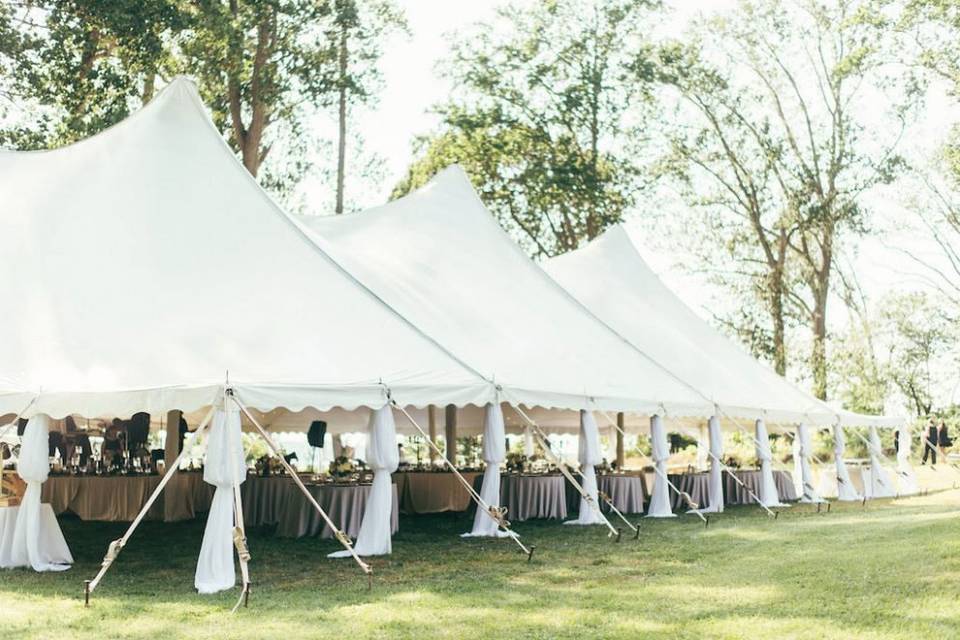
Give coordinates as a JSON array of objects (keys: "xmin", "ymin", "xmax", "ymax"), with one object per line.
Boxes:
[
  {"xmin": 725, "ymin": 470, "xmax": 797, "ymax": 504},
  {"xmin": 276, "ymin": 482, "xmax": 399, "ymax": 539},
  {"xmin": 43, "ymin": 472, "xmax": 214, "ymax": 522},
  {"xmin": 667, "ymin": 472, "xmax": 711, "ymax": 511},
  {"xmin": 43, "ymin": 475, "xmax": 163, "ymax": 521},
  {"xmin": 393, "ymin": 471, "xmax": 482, "ymax": 514},
  {"xmin": 501, "ymin": 474, "xmax": 567, "ymax": 521}
]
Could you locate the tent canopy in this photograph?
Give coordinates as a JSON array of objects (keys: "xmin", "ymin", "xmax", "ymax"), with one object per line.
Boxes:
[
  {"xmin": 544, "ymin": 225, "xmax": 902, "ymax": 429},
  {"xmin": 295, "ymin": 166, "xmax": 716, "ymax": 418},
  {"xmin": 0, "ymin": 78, "xmax": 494, "ymax": 419}
]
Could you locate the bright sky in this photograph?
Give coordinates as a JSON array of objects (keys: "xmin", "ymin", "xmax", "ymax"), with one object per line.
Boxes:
[{"xmin": 296, "ymin": 0, "xmax": 960, "ymax": 407}]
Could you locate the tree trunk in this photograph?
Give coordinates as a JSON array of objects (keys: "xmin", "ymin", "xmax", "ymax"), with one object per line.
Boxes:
[
  {"xmin": 335, "ymin": 24, "xmax": 348, "ymax": 215},
  {"xmin": 811, "ymin": 290, "xmax": 829, "ymax": 400}
]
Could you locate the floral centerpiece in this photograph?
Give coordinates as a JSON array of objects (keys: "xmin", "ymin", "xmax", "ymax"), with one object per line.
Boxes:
[
  {"xmin": 329, "ymin": 456, "xmax": 356, "ymax": 480},
  {"xmin": 505, "ymin": 453, "xmax": 528, "ymax": 473},
  {"xmin": 255, "ymin": 455, "xmax": 285, "ymax": 477}
]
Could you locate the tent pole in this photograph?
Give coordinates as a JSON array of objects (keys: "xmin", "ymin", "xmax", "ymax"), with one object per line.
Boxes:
[
  {"xmin": 230, "ymin": 392, "xmax": 373, "ymax": 582},
  {"xmin": 389, "ymin": 399, "xmax": 535, "ymax": 561},
  {"xmin": 501, "ymin": 395, "xmax": 620, "ymax": 539},
  {"xmin": 615, "ymin": 412, "xmax": 626, "ymax": 469},
  {"xmin": 427, "ymin": 405, "xmax": 438, "ymax": 466},
  {"xmin": 84, "ymin": 403, "xmax": 218, "ymax": 604}
]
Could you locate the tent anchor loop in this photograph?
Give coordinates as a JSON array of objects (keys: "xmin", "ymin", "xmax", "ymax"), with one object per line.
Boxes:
[
  {"xmin": 389, "ymin": 397, "xmax": 534, "ymax": 559},
  {"xmin": 634, "ymin": 522, "xmax": 642, "ymax": 539}
]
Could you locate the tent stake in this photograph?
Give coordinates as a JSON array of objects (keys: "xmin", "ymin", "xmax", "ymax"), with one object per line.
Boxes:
[
  {"xmin": 84, "ymin": 580, "xmax": 90, "ymax": 607},
  {"xmin": 232, "ymin": 393, "xmax": 373, "ymax": 585},
  {"xmin": 390, "ymin": 399, "xmax": 534, "ymax": 558},
  {"xmin": 526, "ymin": 545, "xmax": 536, "ymax": 563},
  {"xmin": 83, "ymin": 404, "xmax": 217, "ymax": 602},
  {"xmin": 504, "ymin": 400, "xmax": 620, "ymax": 539}
]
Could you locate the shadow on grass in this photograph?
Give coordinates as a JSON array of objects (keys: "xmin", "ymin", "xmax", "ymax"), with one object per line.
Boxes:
[{"xmin": 2, "ymin": 492, "xmax": 959, "ymax": 639}]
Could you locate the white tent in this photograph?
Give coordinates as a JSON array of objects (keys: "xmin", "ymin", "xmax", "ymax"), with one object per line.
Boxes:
[
  {"xmin": 0, "ymin": 78, "xmax": 497, "ymax": 420},
  {"xmin": 294, "ymin": 166, "xmax": 714, "ymax": 421},
  {"xmin": 544, "ymin": 225, "xmax": 901, "ymax": 430}
]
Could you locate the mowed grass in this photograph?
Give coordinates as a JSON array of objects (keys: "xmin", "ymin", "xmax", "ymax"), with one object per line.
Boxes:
[{"xmin": 3, "ymin": 488, "xmax": 960, "ymax": 640}]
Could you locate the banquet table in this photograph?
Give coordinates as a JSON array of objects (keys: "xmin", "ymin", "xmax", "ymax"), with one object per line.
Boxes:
[
  {"xmin": 500, "ymin": 474, "xmax": 567, "ymax": 521},
  {"xmin": 393, "ymin": 471, "xmax": 482, "ymax": 514},
  {"xmin": 724, "ymin": 470, "xmax": 797, "ymax": 505},
  {"xmin": 276, "ymin": 482, "xmax": 399, "ymax": 539},
  {"xmin": 42, "ymin": 472, "xmax": 214, "ymax": 522},
  {"xmin": 0, "ymin": 504, "xmax": 73, "ymax": 568},
  {"xmin": 564, "ymin": 473, "xmax": 648, "ymax": 515},
  {"xmin": 241, "ymin": 476, "xmax": 296, "ymax": 527},
  {"xmin": 667, "ymin": 472, "xmax": 711, "ymax": 511}
]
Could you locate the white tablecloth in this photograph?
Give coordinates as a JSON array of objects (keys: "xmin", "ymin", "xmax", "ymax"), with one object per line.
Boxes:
[{"xmin": 0, "ymin": 504, "xmax": 73, "ymax": 570}]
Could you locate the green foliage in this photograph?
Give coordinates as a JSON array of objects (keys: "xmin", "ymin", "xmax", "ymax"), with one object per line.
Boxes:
[
  {"xmin": 654, "ymin": 0, "xmax": 918, "ymax": 394},
  {"xmin": 2, "ymin": 1, "xmax": 184, "ymax": 148},
  {"xmin": 395, "ymin": 0, "xmax": 662, "ymax": 257}
]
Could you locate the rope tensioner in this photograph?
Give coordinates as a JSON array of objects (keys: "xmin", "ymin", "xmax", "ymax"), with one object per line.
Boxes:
[
  {"xmin": 502, "ymin": 399, "xmax": 620, "ymax": 541},
  {"xmin": 595, "ymin": 408, "xmax": 709, "ymax": 527},
  {"xmin": 388, "ymin": 398, "xmax": 535, "ymax": 562}
]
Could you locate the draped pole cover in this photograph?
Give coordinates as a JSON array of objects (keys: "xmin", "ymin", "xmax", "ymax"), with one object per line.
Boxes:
[
  {"xmin": 646, "ymin": 414, "xmax": 675, "ymax": 518},
  {"xmin": 865, "ymin": 426, "xmax": 896, "ymax": 499},
  {"xmin": 565, "ymin": 410, "xmax": 606, "ymax": 525},
  {"xmin": 833, "ymin": 425, "xmax": 862, "ymax": 501},
  {"xmin": 754, "ymin": 419, "xmax": 784, "ymax": 508},
  {"xmin": 704, "ymin": 415, "xmax": 724, "ymax": 513},
  {"xmin": 523, "ymin": 425, "xmax": 535, "ymax": 457},
  {"xmin": 195, "ymin": 407, "xmax": 246, "ymax": 593},
  {"xmin": 796, "ymin": 423, "xmax": 825, "ymax": 503},
  {"xmin": 464, "ymin": 403, "xmax": 510, "ymax": 537},
  {"xmin": 331, "ymin": 405, "xmax": 400, "ymax": 556},
  {"xmin": 896, "ymin": 426, "xmax": 919, "ymax": 495},
  {"xmin": 4, "ymin": 414, "xmax": 72, "ymax": 571}
]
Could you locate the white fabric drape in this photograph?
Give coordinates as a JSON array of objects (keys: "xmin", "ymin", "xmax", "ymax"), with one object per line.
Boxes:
[
  {"xmin": 464, "ymin": 403, "xmax": 510, "ymax": 537},
  {"xmin": 864, "ymin": 426, "xmax": 895, "ymax": 499},
  {"xmin": 896, "ymin": 427, "xmax": 919, "ymax": 495},
  {"xmin": 755, "ymin": 419, "xmax": 784, "ymax": 507},
  {"xmin": 696, "ymin": 424, "xmax": 709, "ymax": 471},
  {"xmin": 795, "ymin": 424, "xmax": 825, "ymax": 503},
  {"xmin": 330, "ymin": 405, "xmax": 399, "ymax": 557},
  {"xmin": 646, "ymin": 414, "xmax": 674, "ymax": 518},
  {"xmin": 195, "ymin": 408, "xmax": 246, "ymax": 593},
  {"xmin": 833, "ymin": 425, "xmax": 862, "ymax": 501},
  {"xmin": 792, "ymin": 434, "xmax": 804, "ymax": 496},
  {"xmin": 565, "ymin": 410, "xmax": 606, "ymax": 525},
  {"xmin": 523, "ymin": 425, "xmax": 534, "ymax": 456},
  {"xmin": 4, "ymin": 415, "xmax": 72, "ymax": 572},
  {"xmin": 704, "ymin": 415, "xmax": 724, "ymax": 513}
]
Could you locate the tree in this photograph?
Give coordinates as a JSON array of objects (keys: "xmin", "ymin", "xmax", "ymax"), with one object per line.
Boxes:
[
  {"xmin": 327, "ymin": 0, "xmax": 405, "ymax": 214},
  {"xmin": 882, "ymin": 291, "xmax": 956, "ymax": 417},
  {"xmin": 395, "ymin": 0, "xmax": 662, "ymax": 257},
  {"xmin": 1, "ymin": 1, "xmax": 183, "ymax": 148},
  {"xmin": 176, "ymin": 0, "xmax": 345, "ymax": 181},
  {"xmin": 655, "ymin": 0, "xmax": 915, "ymax": 397}
]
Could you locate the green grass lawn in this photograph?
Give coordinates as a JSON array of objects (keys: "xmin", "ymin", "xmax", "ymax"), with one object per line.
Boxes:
[{"xmin": 3, "ymin": 489, "xmax": 960, "ymax": 640}]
